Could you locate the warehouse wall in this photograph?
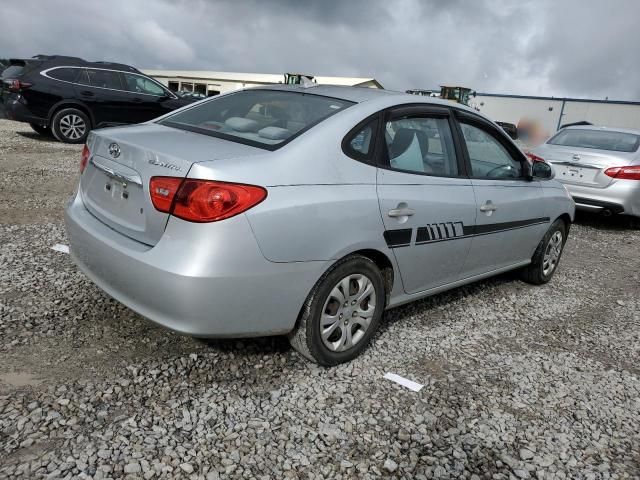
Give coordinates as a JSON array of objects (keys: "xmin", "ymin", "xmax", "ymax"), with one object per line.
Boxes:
[{"xmin": 475, "ymin": 94, "xmax": 640, "ymax": 135}]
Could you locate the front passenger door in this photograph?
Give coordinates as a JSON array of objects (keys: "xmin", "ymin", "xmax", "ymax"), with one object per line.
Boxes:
[
  {"xmin": 375, "ymin": 107, "xmax": 477, "ymax": 294},
  {"xmin": 456, "ymin": 113, "xmax": 548, "ymax": 276},
  {"xmin": 121, "ymin": 73, "xmax": 177, "ymax": 123}
]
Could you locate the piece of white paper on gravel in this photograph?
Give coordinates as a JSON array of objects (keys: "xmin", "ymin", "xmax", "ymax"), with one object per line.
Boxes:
[
  {"xmin": 383, "ymin": 373, "xmax": 424, "ymax": 392},
  {"xmin": 51, "ymin": 244, "xmax": 69, "ymax": 254}
]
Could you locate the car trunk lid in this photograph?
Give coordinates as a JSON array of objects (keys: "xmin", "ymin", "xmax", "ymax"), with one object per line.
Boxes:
[
  {"xmin": 539, "ymin": 145, "xmax": 637, "ymax": 188},
  {"xmin": 80, "ymin": 123, "xmax": 264, "ymax": 245}
]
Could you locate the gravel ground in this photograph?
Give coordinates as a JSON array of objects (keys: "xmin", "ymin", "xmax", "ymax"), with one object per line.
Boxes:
[{"xmin": 1, "ymin": 119, "xmax": 639, "ymax": 479}]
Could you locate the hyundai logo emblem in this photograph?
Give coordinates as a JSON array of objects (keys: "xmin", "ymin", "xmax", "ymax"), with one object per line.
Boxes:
[
  {"xmin": 572, "ymin": 154, "xmax": 581, "ymax": 161},
  {"xmin": 108, "ymin": 143, "xmax": 121, "ymax": 159}
]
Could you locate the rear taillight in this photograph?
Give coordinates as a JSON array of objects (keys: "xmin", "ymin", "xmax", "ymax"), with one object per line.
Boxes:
[
  {"xmin": 526, "ymin": 152, "xmax": 545, "ymax": 163},
  {"xmin": 79, "ymin": 145, "xmax": 90, "ymax": 174},
  {"xmin": 149, "ymin": 177, "xmax": 183, "ymax": 213},
  {"xmin": 7, "ymin": 79, "xmax": 32, "ymax": 92},
  {"xmin": 604, "ymin": 165, "xmax": 640, "ymax": 180},
  {"xmin": 149, "ymin": 177, "xmax": 267, "ymax": 222}
]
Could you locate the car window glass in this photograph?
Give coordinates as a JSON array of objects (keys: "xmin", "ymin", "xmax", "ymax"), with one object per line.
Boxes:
[
  {"xmin": 75, "ymin": 69, "xmax": 90, "ymax": 86},
  {"xmin": 384, "ymin": 116, "xmax": 458, "ymax": 176},
  {"xmin": 460, "ymin": 122, "xmax": 522, "ymax": 179},
  {"xmin": 122, "ymin": 73, "xmax": 165, "ymax": 96},
  {"xmin": 48, "ymin": 68, "xmax": 80, "ymax": 83},
  {"xmin": 1, "ymin": 65, "xmax": 25, "ymax": 79},
  {"xmin": 345, "ymin": 119, "xmax": 377, "ymax": 159},
  {"xmin": 548, "ymin": 128, "xmax": 639, "ymax": 153},
  {"xmin": 159, "ymin": 89, "xmax": 353, "ymax": 148},
  {"xmin": 86, "ymin": 69, "xmax": 123, "ymax": 90}
]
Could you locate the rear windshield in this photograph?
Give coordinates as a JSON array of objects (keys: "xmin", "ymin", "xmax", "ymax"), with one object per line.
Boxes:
[
  {"xmin": 548, "ymin": 129, "xmax": 640, "ymax": 153},
  {"xmin": 1, "ymin": 65, "xmax": 25, "ymax": 79},
  {"xmin": 159, "ymin": 89, "xmax": 354, "ymax": 150}
]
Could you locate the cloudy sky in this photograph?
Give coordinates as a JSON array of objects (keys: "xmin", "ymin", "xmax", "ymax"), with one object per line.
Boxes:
[{"xmin": 2, "ymin": 0, "xmax": 639, "ymax": 100}]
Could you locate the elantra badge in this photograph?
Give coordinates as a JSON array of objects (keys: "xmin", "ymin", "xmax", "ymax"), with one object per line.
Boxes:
[
  {"xmin": 148, "ymin": 158, "xmax": 182, "ymax": 172},
  {"xmin": 108, "ymin": 143, "xmax": 121, "ymax": 158}
]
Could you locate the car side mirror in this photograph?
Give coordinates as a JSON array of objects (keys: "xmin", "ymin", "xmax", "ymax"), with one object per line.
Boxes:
[{"xmin": 532, "ymin": 161, "xmax": 554, "ymax": 180}]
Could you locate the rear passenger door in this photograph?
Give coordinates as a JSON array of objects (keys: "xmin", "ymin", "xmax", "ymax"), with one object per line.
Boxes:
[
  {"xmin": 454, "ymin": 112, "xmax": 548, "ymax": 276},
  {"xmin": 375, "ymin": 106, "xmax": 477, "ymax": 294}
]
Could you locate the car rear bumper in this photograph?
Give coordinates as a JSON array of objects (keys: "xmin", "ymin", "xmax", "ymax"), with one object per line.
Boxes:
[
  {"xmin": 64, "ymin": 190, "xmax": 324, "ymax": 337},
  {"xmin": 561, "ymin": 180, "xmax": 640, "ymax": 217},
  {"xmin": 1, "ymin": 95, "xmax": 47, "ymax": 125}
]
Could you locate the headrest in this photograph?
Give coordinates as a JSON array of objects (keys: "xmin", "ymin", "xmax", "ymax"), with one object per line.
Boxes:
[
  {"xmin": 224, "ymin": 117, "xmax": 260, "ymax": 132},
  {"xmin": 258, "ymin": 126, "xmax": 291, "ymax": 140}
]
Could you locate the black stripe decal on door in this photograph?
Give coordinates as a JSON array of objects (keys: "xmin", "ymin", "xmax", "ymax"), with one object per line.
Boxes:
[
  {"xmin": 462, "ymin": 217, "xmax": 550, "ymax": 236},
  {"xmin": 393, "ymin": 217, "xmax": 551, "ymax": 247},
  {"xmin": 383, "ymin": 229, "xmax": 412, "ymax": 248}
]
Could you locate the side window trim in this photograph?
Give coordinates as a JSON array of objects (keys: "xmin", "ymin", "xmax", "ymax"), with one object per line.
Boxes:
[
  {"xmin": 376, "ymin": 106, "xmax": 467, "ymax": 179},
  {"xmin": 453, "ymin": 109, "xmax": 529, "ymax": 181},
  {"xmin": 40, "ymin": 65, "xmax": 175, "ymax": 98}
]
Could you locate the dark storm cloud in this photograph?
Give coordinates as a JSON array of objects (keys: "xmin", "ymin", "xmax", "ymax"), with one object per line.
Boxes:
[{"xmin": 1, "ymin": 0, "xmax": 639, "ymax": 100}]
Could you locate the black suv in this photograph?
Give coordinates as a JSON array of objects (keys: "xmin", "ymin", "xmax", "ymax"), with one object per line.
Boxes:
[{"xmin": 0, "ymin": 55, "xmax": 196, "ymax": 143}]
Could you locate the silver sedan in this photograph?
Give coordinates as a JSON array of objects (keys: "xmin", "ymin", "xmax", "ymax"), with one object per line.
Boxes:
[
  {"xmin": 65, "ymin": 85, "xmax": 574, "ymax": 365},
  {"xmin": 530, "ymin": 126, "xmax": 640, "ymax": 218}
]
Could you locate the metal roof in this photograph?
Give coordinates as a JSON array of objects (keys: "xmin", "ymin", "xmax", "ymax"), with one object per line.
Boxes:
[
  {"xmin": 477, "ymin": 92, "xmax": 640, "ymax": 106},
  {"xmin": 143, "ymin": 69, "xmax": 383, "ymax": 88}
]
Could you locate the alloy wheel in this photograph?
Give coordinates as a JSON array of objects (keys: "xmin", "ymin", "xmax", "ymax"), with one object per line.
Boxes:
[
  {"xmin": 59, "ymin": 114, "xmax": 86, "ymax": 140},
  {"xmin": 543, "ymin": 230, "xmax": 563, "ymax": 276},
  {"xmin": 320, "ymin": 274, "xmax": 376, "ymax": 352}
]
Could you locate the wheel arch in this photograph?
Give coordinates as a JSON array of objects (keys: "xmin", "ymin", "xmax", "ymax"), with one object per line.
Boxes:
[
  {"xmin": 347, "ymin": 249, "xmax": 395, "ymax": 306},
  {"xmin": 555, "ymin": 213, "xmax": 572, "ymax": 239},
  {"xmin": 48, "ymin": 101, "xmax": 94, "ymax": 128}
]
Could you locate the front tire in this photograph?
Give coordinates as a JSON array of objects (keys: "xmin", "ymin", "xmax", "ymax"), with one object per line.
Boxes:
[
  {"xmin": 521, "ymin": 219, "xmax": 567, "ymax": 285},
  {"xmin": 288, "ymin": 255, "xmax": 385, "ymax": 366},
  {"xmin": 51, "ymin": 108, "xmax": 90, "ymax": 144}
]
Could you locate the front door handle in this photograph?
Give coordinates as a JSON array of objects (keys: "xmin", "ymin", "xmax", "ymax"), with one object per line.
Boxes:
[
  {"xmin": 80, "ymin": 90, "xmax": 94, "ymax": 97},
  {"xmin": 479, "ymin": 201, "xmax": 497, "ymax": 212},
  {"xmin": 388, "ymin": 206, "xmax": 415, "ymax": 218}
]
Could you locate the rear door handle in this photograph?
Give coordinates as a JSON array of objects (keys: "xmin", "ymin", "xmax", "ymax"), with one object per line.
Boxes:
[
  {"xmin": 80, "ymin": 90, "xmax": 94, "ymax": 97},
  {"xmin": 479, "ymin": 201, "xmax": 497, "ymax": 212},
  {"xmin": 388, "ymin": 207, "xmax": 415, "ymax": 218},
  {"xmin": 132, "ymin": 98, "xmax": 143, "ymax": 103}
]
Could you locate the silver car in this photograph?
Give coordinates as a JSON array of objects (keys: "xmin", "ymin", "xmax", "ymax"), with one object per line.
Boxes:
[
  {"xmin": 530, "ymin": 126, "xmax": 640, "ymax": 218},
  {"xmin": 65, "ymin": 85, "xmax": 574, "ymax": 365}
]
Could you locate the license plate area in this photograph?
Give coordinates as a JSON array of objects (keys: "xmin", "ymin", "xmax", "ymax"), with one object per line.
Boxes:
[
  {"xmin": 555, "ymin": 164, "xmax": 599, "ymax": 185},
  {"xmin": 81, "ymin": 162, "xmax": 147, "ymax": 233}
]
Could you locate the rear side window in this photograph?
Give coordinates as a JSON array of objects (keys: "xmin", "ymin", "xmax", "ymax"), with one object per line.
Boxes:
[
  {"xmin": 86, "ymin": 69, "xmax": 123, "ymax": 90},
  {"xmin": 159, "ymin": 89, "xmax": 354, "ymax": 149},
  {"xmin": 343, "ymin": 118, "xmax": 378, "ymax": 161},
  {"xmin": 47, "ymin": 67, "xmax": 80, "ymax": 83},
  {"xmin": 548, "ymin": 129, "xmax": 640, "ymax": 153}
]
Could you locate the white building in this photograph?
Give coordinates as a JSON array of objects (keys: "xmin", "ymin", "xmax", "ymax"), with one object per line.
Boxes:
[
  {"xmin": 474, "ymin": 93, "xmax": 640, "ymax": 135},
  {"xmin": 143, "ymin": 70, "xmax": 383, "ymax": 97}
]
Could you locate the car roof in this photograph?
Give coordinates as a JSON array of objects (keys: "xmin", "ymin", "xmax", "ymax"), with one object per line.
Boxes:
[
  {"xmin": 561, "ymin": 125, "xmax": 640, "ymax": 135},
  {"xmin": 26, "ymin": 55, "xmax": 141, "ymax": 74},
  {"xmin": 255, "ymin": 83, "xmax": 480, "ymax": 112}
]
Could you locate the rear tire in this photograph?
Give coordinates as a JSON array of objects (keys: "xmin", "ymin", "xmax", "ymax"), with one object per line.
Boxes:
[
  {"xmin": 288, "ymin": 255, "xmax": 385, "ymax": 366},
  {"xmin": 30, "ymin": 123, "xmax": 52, "ymax": 137},
  {"xmin": 51, "ymin": 108, "xmax": 90, "ymax": 144},
  {"xmin": 520, "ymin": 219, "xmax": 567, "ymax": 285}
]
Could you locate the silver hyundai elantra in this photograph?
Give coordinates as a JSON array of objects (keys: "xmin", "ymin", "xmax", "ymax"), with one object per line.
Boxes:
[{"xmin": 65, "ymin": 85, "xmax": 574, "ymax": 365}]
